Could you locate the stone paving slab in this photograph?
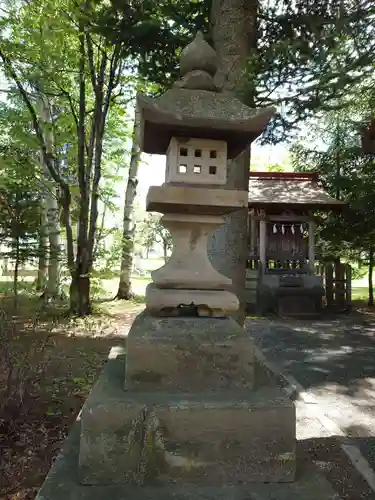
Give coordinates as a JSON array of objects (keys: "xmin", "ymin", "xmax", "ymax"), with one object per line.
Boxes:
[{"xmin": 246, "ymin": 316, "xmax": 375, "ymax": 475}]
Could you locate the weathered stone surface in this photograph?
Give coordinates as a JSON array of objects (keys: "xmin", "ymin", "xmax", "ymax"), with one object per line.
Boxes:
[
  {"xmin": 257, "ymin": 273, "xmax": 325, "ymax": 316},
  {"xmin": 138, "ymin": 89, "xmax": 275, "ymax": 159},
  {"xmin": 175, "ymin": 70, "xmax": 217, "ymax": 91},
  {"xmin": 36, "ymin": 419, "xmax": 340, "ymax": 499},
  {"xmin": 150, "ymin": 214, "xmax": 232, "ymax": 291},
  {"xmin": 146, "ymin": 184, "xmax": 248, "ymax": 215},
  {"xmin": 179, "ymin": 31, "xmax": 217, "ymax": 78},
  {"xmin": 79, "ymin": 353, "xmax": 295, "ymax": 486},
  {"xmin": 125, "ymin": 312, "xmax": 254, "ymax": 392},
  {"xmin": 145, "ymin": 285, "xmax": 239, "ymax": 317}
]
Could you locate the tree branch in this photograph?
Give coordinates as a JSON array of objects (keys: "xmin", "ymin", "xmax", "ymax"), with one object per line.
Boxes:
[
  {"xmin": 85, "ymin": 32, "xmax": 97, "ymax": 91},
  {"xmin": 0, "ymin": 47, "xmax": 70, "ymax": 194}
]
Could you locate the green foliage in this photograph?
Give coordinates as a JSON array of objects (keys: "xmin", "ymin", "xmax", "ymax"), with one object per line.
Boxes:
[
  {"xmin": 0, "ymin": 144, "xmax": 41, "ymax": 275},
  {"xmin": 0, "ymin": 0, "xmax": 136, "ymax": 313},
  {"xmin": 138, "ymin": 214, "xmax": 173, "ymax": 259},
  {"xmin": 267, "ymin": 163, "xmax": 284, "ymax": 172},
  {"xmin": 291, "ymin": 101, "xmax": 375, "ymax": 261},
  {"xmin": 242, "ymin": 0, "xmax": 375, "ymax": 142},
  {"xmin": 98, "ymin": 0, "xmax": 211, "ymax": 93},
  {"xmin": 101, "ymin": 1, "xmax": 375, "ymax": 142}
]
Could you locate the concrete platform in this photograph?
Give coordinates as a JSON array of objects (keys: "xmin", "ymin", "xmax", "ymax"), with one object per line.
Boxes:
[
  {"xmin": 36, "ymin": 419, "xmax": 340, "ymax": 500},
  {"xmin": 79, "ymin": 354, "xmax": 296, "ymax": 485}
]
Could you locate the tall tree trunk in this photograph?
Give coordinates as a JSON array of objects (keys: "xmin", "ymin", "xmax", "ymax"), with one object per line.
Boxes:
[
  {"xmin": 39, "ymin": 95, "xmax": 61, "ymax": 300},
  {"xmin": 69, "ymin": 272, "xmax": 91, "ymax": 316},
  {"xmin": 369, "ymin": 246, "xmax": 374, "ymax": 306},
  {"xmin": 13, "ymin": 236, "xmax": 19, "ymax": 308},
  {"xmin": 45, "ymin": 190, "xmax": 61, "ymax": 298},
  {"xmin": 207, "ymin": 0, "xmax": 258, "ymax": 325},
  {"xmin": 117, "ymin": 105, "xmax": 141, "ymax": 299},
  {"xmin": 70, "ymin": 22, "xmax": 91, "ymax": 316},
  {"xmin": 163, "ymin": 239, "xmax": 168, "ymax": 264},
  {"xmin": 36, "ymin": 204, "xmax": 48, "ymax": 291}
]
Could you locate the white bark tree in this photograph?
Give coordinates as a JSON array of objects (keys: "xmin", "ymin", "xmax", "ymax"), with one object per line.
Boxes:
[
  {"xmin": 117, "ymin": 103, "xmax": 141, "ymax": 299},
  {"xmin": 38, "ymin": 94, "xmax": 61, "ymax": 300},
  {"xmin": 36, "ymin": 202, "xmax": 48, "ymax": 291}
]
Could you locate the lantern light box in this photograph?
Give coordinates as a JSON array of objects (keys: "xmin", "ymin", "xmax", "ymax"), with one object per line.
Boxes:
[{"xmin": 165, "ymin": 137, "xmax": 227, "ymax": 185}]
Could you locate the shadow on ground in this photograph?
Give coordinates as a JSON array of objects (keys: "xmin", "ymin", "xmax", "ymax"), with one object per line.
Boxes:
[
  {"xmin": 246, "ymin": 308, "xmax": 375, "ymax": 401},
  {"xmin": 298, "ymin": 436, "xmax": 375, "ymax": 500}
]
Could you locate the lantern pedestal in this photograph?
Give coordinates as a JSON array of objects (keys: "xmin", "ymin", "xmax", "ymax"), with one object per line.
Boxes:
[
  {"xmin": 144, "ymin": 185, "xmax": 247, "ymax": 316},
  {"xmin": 151, "ymin": 214, "xmax": 232, "ymax": 291}
]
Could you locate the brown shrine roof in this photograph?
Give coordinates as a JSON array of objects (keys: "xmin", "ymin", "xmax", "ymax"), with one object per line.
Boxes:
[{"xmin": 248, "ymin": 172, "xmax": 345, "ymax": 210}]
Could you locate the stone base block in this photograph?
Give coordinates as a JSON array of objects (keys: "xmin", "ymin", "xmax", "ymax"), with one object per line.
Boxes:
[
  {"xmin": 145, "ymin": 282, "xmax": 239, "ymax": 316},
  {"xmin": 125, "ymin": 312, "xmax": 254, "ymax": 392},
  {"xmin": 37, "ymin": 419, "xmax": 340, "ymax": 500},
  {"xmin": 79, "ymin": 354, "xmax": 296, "ymax": 486}
]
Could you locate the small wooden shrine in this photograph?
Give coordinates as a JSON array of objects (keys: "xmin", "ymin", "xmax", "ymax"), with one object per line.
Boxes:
[{"xmin": 246, "ymin": 171, "xmax": 344, "ymax": 315}]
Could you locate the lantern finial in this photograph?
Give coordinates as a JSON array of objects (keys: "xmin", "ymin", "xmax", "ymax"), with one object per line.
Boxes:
[{"xmin": 176, "ymin": 31, "xmax": 218, "ymax": 91}]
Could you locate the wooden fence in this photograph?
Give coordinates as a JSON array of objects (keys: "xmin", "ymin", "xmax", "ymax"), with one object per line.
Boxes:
[{"xmin": 324, "ymin": 262, "xmax": 352, "ymax": 310}]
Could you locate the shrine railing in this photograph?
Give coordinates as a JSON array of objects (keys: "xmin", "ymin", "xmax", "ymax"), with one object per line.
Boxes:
[{"xmin": 247, "ymin": 256, "xmax": 322, "ymax": 273}]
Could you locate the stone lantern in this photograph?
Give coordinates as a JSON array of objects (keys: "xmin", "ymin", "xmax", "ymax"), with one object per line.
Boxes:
[
  {"xmin": 78, "ymin": 31, "xmax": 298, "ymax": 488},
  {"xmin": 35, "ymin": 31, "xmax": 340, "ymax": 500},
  {"xmin": 138, "ymin": 31, "xmax": 275, "ymax": 318},
  {"xmin": 77, "ymin": 31, "xmax": 299, "ymax": 489}
]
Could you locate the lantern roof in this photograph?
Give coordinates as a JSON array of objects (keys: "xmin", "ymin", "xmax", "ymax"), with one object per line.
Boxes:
[{"xmin": 137, "ymin": 32, "xmax": 275, "ymax": 159}]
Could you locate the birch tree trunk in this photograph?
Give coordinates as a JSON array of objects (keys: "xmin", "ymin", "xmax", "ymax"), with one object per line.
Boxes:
[
  {"xmin": 369, "ymin": 246, "xmax": 374, "ymax": 307},
  {"xmin": 117, "ymin": 104, "xmax": 141, "ymax": 299},
  {"xmin": 13, "ymin": 235, "xmax": 20, "ymax": 309},
  {"xmin": 36, "ymin": 203, "xmax": 48, "ymax": 291},
  {"xmin": 207, "ymin": 0, "xmax": 258, "ymax": 325},
  {"xmin": 39, "ymin": 95, "xmax": 61, "ymax": 300}
]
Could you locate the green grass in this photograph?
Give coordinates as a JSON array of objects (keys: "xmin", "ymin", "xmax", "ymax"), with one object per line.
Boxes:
[
  {"xmin": 0, "ymin": 280, "xmax": 35, "ymax": 296},
  {"xmin": 352, "ymin": 287, "xmax": 369, "ymax": 300},
  {"xmin": 351, "ymin": 278, "xmax": 371, "ymax": 301}
]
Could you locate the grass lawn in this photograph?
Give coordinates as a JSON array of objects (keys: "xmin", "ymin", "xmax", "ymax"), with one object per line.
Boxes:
[
  {"xmin": 352, "ymin": 286, "xmax": 370, "ymax": 300},
  {"xmin": 352, "ymin": 278, "xmax": 372, "ymax": 301}
]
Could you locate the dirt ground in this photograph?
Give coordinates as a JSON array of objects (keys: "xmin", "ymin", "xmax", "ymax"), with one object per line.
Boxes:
[
  {"xmin": 1, "ymin": 297, "xmax": 375, "ymax": 499},
  {"xmin": 0, "ymin": 296, "xmax": 143, "ymax": 500},
  {"xmin": 296, "ymin": 400, "xmax": 375, "ymax": 499}
]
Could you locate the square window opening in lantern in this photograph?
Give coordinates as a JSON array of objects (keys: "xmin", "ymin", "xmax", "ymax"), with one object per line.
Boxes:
[
  {"xmin": 179, "ymin": 164, "xmax": 187, "ymax": 174},
  {"xmin": 180, "ymin": 147, "xmax": 188, "ymax": 157},
  {"xmin": 194, "ymin": 165, "xmax": 201, "ymax": 174},
  {"xmin": 194, "ymin": 149, "xmax": 202, "ymax": 158},
  {"xmin": 210, "ymin": 150, "xmax": 217, "ymax": 159},
  {"xmin": 209, "ymin": 165, "xmax": 217, "ymax": 175}
]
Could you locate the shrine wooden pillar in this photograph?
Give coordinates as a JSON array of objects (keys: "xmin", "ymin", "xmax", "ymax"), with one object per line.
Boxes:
[
  {"xmin": 259, "ymin": 210, "xmax": 267, "ymax": 268},
  {"xmin": 308, "ymin": 220, "xmax": 315, "ymax": 269},
  {"xmin": 249, "ymin": 209, "xmax": 256, "ymax": 256}
]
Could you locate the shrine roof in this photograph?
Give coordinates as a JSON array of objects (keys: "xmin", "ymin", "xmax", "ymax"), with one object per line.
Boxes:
[{"xmin": 248, "ymin": 172, "xmax": 345, "ymax": 210}]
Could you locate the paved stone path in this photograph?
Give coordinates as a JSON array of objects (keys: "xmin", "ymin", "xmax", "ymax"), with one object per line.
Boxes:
[{"xmin": 246, "ymin": 314, "xmax": 375, "ymax": 476}]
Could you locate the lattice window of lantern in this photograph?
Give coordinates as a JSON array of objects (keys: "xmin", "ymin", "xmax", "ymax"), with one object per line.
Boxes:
[{"xmin": 165, "ymin": 137, "xmax": 227, "ymax": 185}]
